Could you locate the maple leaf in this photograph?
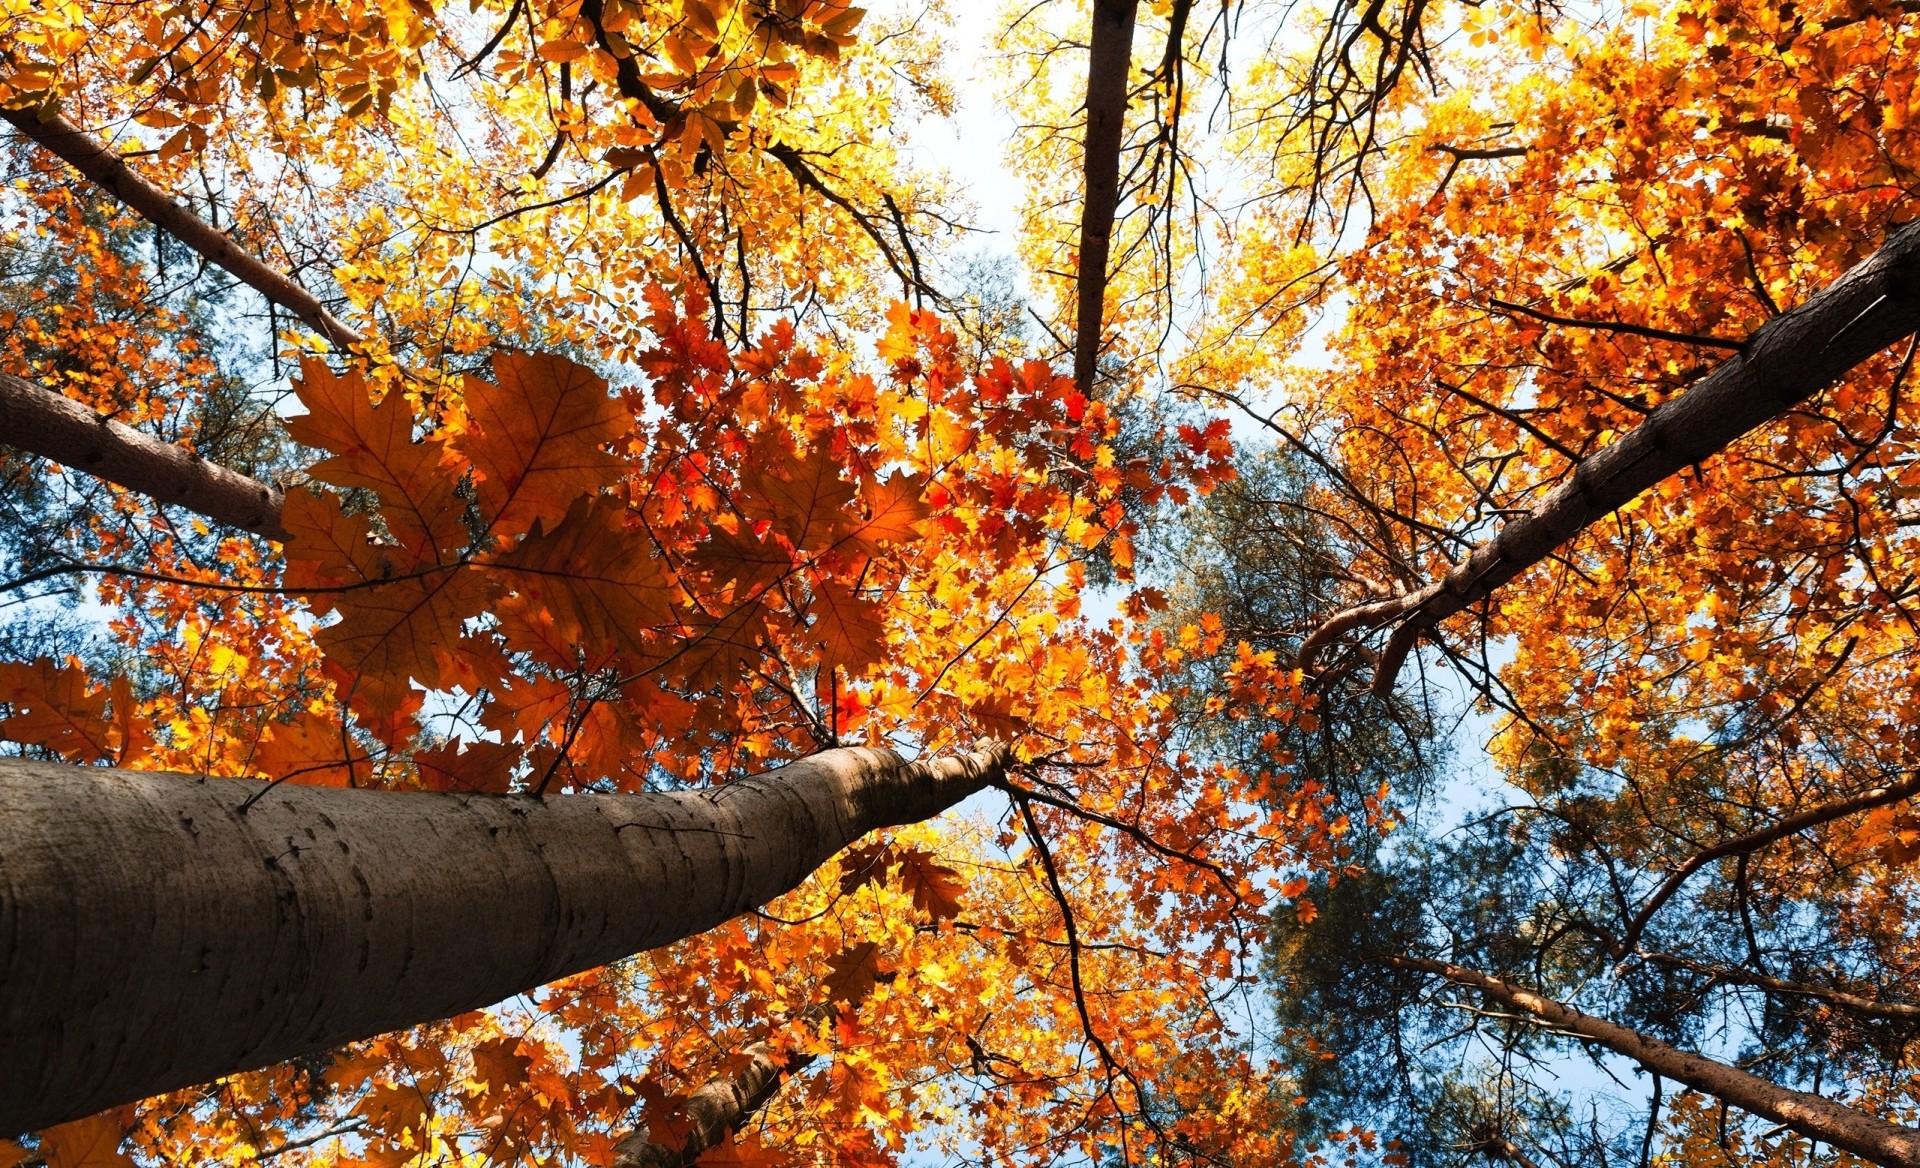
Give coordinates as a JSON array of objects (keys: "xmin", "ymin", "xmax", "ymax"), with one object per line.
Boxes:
[
  {"xmin": 469, "ymin": 1036, "xmax": 534, "ymax": 1096},
  {"xmin": 892, "ymin": 847, "xmax": 966, "ymax": 921},
  {"xmin": 807, "ymin": 579, "xmax": 887, "ymax": 672},
  {"xmin": 250, "ymin": 708, "xmax": 375, "ymax": 787},
  {"xmin": 457, "ymin": 350, "xmax": 631, "ymax": 542},
  {"xmin": 282, "ymin": 488, "xmax": 493, "ymax": 731},
  {"xmin": 736, "ymin": 440, "xmax": 858, "ymax": 551},
  {"xmin": 37, "ymin": 1112, "xmax": 134, "ymax": 1168},
  {"xmin": 0, "ymin": 657, "xmax": 115, "ymax": 763},
  {"xmin": 495, "ymin": 496, "xmax": 675, "ymax": 670},
  {"xmin": 824, "ymin": 940, "xmax": 891, "ymax": 1004},
  {"xmin": 284, "ymin": 360, "xmax": 465, "ymax": 555},
  {"xmin": 415, "ymin": 739, "xmax": 519, "ymax": 793},
  {"xmin": 838, "ymin": 471, "xmax": 929, "ymax": 558},
  {"xmin": 697, "ymin": 1134, "xmax": 792, "ymax": 1168}
]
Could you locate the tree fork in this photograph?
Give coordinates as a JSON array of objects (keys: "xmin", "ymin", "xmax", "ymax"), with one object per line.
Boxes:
[
  {"xmin": 1072, "ymin": 0, "xmax": 1140, "ymax": 393},
  {"xmin": 0, "ymin": 742, "xmax": 1010, "ymax": 1135},
  {"xmin": 0, "ymin": 371, "xmax": 287, "ymax": 540},
  {"xmin": 1300, "ymin": 219, "xmax": 1920, "ymax": 691},
  {"xmin": 1382, "ymin": 954, "xmax": 1920, "ymax": 1168}
]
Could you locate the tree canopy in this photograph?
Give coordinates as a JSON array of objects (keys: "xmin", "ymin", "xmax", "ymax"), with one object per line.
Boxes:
[{"xmin": 2, "ymin": 0, "xmax": 1920, "ymax": 1166}]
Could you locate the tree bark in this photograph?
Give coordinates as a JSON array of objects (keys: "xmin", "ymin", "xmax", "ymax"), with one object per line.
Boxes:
[
  {"xmin": 1, "ymin": 107, "xmax": 364, "ymax": 351},
  {"xmin": 1300, "ymin": 219, "xmax": 1920, "ymax": 691},
  {"xmin": 0, "ymin": 371, "xmax": 287, "ymax": 540},
  {"xmin": 1072, "ymin": 0, "xmax": 1140, "ymax": 393},
  {"xmin": 0, "ymin": 742, "xmax": 1009, "ymax": 1135},
  {"xmin": 611, "ymin": 1001, "xmax": 836, "ymax": 1168},
  {"xmin": 1383, "ymin": 954, "xmax": 1920, "ymax": 1168}
]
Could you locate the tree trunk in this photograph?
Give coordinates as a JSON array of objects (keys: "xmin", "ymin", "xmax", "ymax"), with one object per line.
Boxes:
[
  {"xmin": 0, "ymin": 742, "xmax": 1008, "ymax": 1135},
  {"xmin": 1072, "ymin": 0, "xmax": 1140, "ymax": 393},
  {"xmin": 1382, "ymin": 954, "xmax": 1920, "ymax": 1168},
  {"xmin": 611, "ymin": 1001, "xmax": 836, "ymax": 1168},
  {"xmin": 1300, "ymin": 219, "xmax": 1920, "ymax": 691},
  {"xmin": 0, "ymin": 371, "xmax": 287, "ymax": 539}
]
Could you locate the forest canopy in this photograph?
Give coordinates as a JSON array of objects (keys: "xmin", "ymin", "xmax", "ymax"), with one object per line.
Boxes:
[{"xmin": 0, "ymin": 0, "xmax": 1918, "ymax": 1167}]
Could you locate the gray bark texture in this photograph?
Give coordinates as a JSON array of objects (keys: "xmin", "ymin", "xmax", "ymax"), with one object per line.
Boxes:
[
  {"xmin": 1299, "ymin": 218, "xmax": 1920, "ymax": 691},
  {"xmin": 0, "ymin": 742, "xmax": 1008, "ymax": 1135},
  {"xmin": 1, "ymin": 107, "xmax": 364, "ymax": 351},
  {"xmin": 0, "ymin": 371, "xmax": 287, "ymax": 540},
  {"xmin": 1072, "ymin": 0, "xmax": 1140, "ymax": 393},
  {"xmin": 1389, "ymin": 955, "xmax": 1920, "ymax": 1168}
]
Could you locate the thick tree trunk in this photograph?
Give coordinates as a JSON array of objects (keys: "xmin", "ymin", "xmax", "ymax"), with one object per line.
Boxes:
[
  {"xmin": 0, "ymin": 371, "xmax": 287, "ymax": 539},
  {"xmin": 1072, "ymin": 0, "xmax": 1140, "ymax": 393},
  {"xmin": 1, "ymin": 107, "xmax": 364, "ymax": 350},
  {"xmin": 0, "ymin": 742, "xmax": 1008, "ymax": 1135},
  {"xmin": 1300, "ymin": 219, "xmax": 1920, "ymax": 691},
  {"xmin": 1383, "ymin": 955, "xmax": 1920, "ymax": 1168}
]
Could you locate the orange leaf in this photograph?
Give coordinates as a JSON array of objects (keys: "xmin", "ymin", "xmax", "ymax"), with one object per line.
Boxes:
[
  {"xmin": 282, "ymin": 488, "xmax": 493, "ymax": 731},
  {"xmin": 38, "ymin": 1112, "xmax": 134, "ymax": 1168},
  {"xmin": 414, "ymin": 739, "xmax": 519, "ymax": 793},
  {"xmin": 0, "ymin": 657, "xmax": 115, "ymax": 763},
  {"xmin": 457, "ymin": 350, "xmax": 631, "ymax": 542},
  {"xmin": 495, "ymin": 497, "xmax": 675, "ymax": 670},
  {"xmin": 251, "ymin": 708, "xmax": 375, "ymax": 787},
  {"xmin": 824, "ymin": 940, "xmax": 890, "ymax": 1004},
  {"xmin": 284, "ymin": 360, "xmax": 465, "ymax": 555}
]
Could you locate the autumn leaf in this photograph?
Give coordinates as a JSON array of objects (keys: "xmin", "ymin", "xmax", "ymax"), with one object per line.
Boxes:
[
  {"xmin": 697, "ymin": 1134, "xmax": 792, "ymax": 1168},
  {"xmin": 468, "ymin": 1036, "xmax": 533, "ymax": 1096},
  {"xmin": 823, "ymin": 940, "xmax": 891, "ymax": 1004},
  {"xmin": 250, "ymin": 708, "xmax": 375, "ymax": 787},
  {"xmin": 414, "ymin": 739, "xmax": 519, "ymax": 793},
  {"xmin": 736, "ymin": 440, "xmax": 858, "ymax": 551},
  {"xmin": 37, "ymin": 1112, "xmax": 134, "ymax": 1168},
  {"xmin": 807, "ymin": 579, "xmax": 887, "ymax": 672},
  {"xmin": 893, "ymin": 847, "xmax": 966, "ymax": 921},
  {"xmin": 457, "ymin": 350, "xmax": 631, "ymax": 542},
  {"xmin": 282, "ymin": 488, "xmax": 492, "ymax": 729},
  {"xmin": 0, "ymin": 657, "xmax": 115, "ymax": 763},
  {"xmin": 495, "ymin": 496, "xmax": 674, "ymax": 670},
  {"xmin": 284, "ymin": 360, "xmax": 465, "ymax": 555}
]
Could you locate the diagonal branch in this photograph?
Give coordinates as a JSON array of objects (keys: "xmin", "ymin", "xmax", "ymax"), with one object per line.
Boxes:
[
  {"xmin": 0, "ymin": 371, "xmax": 286, "ymax": 539},
  {"xmin": 1379, "ymin": 953, "xmax": 1920, "ymax": 1168},
  {"xmin": 1300, "ymin": 220, "xmax": 1920, "ymax": 692},
  {"xmin": 2, "ymin": 107, "xmax": 365, "ymax": 351},
  {"xmin": 1614, "ymin": 772, "xmax": 1920, "ymax": 956}
]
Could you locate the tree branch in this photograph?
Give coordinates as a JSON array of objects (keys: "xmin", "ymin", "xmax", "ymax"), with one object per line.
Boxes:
[
  {"xmin": 0, "ymin": 371, "xmax": 286, "ymax": 540},
  {"xmin": 1380, "ymin": 953, "xmax": 1920, "ymax": 1168},
  {"xmin": 1301, "ymin": 219, "xmax": 1920, "ymax": 691},
  {"xmin": 2, "ymin": 107, "xmax": 364, "ymax": 351}
]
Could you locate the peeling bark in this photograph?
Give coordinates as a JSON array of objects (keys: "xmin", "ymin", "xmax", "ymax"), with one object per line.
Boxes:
[
  {"xmin": 1384, "ymin": 954, "xmax": 1920, "ymax": 1168},
  {"xmin": 0, "ymin": 742, "xmax": 1009, "ymax": 1134},
  {"xmin": 1300, "ymin": 220, "xmax": 1920, "ymax": 692},
  {"xmin": 0, "ymin": 371, "xmax": 286, "ymax": 539},
  {"xmin": 1, "ymin": 107, "xmax": 364, "ymax": 350},
  {"xmin": 1072, "ymin": 0, "xmax": 1140, "ymax": 393}
]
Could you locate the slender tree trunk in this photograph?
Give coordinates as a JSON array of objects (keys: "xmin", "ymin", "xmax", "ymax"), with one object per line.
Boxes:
[
  {"xmin": 611, "ymin": 1001, "xmax": 836, "ymax": 1168},
  {"xmin": 0, "ymin": 742, "xmax": 1009, "ymax": 1135},
  {"xmin": 0, "ymin": 371, "xmax": 287, "ymax": 539},
  {"xmin": 2, "ymin": 107, "xmax": 364, "ymax": 350},
  {"xmin": 1300, "ymin": 219, "xmax": 1920, "ymax": 691},
  {"xmin": 1381, "ymin": 954, "xmax": 1920, "ymax": 1168},
  {"xmin": 1072, "ymin": 0, "xmax": 1140, "ymax": 393}
]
